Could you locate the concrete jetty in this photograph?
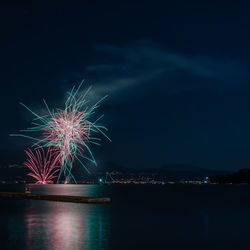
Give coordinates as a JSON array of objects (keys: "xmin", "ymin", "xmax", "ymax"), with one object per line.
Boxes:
[{"xmin": 0, "ymin": 192, "xmax": 111, "ymax": 203}]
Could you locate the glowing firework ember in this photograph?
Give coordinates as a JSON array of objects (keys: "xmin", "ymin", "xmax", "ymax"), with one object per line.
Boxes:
[
  {"xmin": 11, "ymin": 81, "xmax": 111, "ymax": 183},
  {"xmin": 24, "ymin": 148, "xmax": 60, "ymax": 184}
]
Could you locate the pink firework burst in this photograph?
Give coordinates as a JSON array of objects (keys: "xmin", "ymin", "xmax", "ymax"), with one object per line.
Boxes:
[
  {"xmin": 43, "ymin": 109, "xmax": 90, "ymax": 163},
  {"xmin": 24, "ymin": 147, "xmax": 60, "ymax": 184}
]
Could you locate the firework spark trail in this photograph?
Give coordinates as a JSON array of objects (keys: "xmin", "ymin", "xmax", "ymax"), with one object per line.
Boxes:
[
  {"xmin": 24, "ymin": 147, "xmax": 60, "ymax": 184},
  {"xmin": 11, "ymin": 81, "xmax": 111, "ymax": 183},
  {"xmin": 44, "ymin": 109, "xmax": 89, "ymax": 163}
]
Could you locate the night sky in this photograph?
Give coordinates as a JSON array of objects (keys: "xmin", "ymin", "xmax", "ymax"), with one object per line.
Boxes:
[{"xmin": 1, "ymin": 1, "xmax": 250, "ymax": 171}]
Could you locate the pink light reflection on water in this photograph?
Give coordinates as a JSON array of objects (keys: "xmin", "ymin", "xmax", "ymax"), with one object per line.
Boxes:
[
  {"xmin": 24, "ymin": 185, "xmax": 109, "ymax": 250},
  {"xmin": 25, "ymin": 201, "xmax": 87, "ymax": 250}
]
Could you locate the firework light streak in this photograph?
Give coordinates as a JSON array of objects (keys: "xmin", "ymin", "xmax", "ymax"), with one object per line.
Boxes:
[
  {"xmin": 24, "ymin": 148, "xmax": 60, "ymax": 184},
  {"xmin": 11, "ymin": 81, "xmax": 111, "ymax": 183}
]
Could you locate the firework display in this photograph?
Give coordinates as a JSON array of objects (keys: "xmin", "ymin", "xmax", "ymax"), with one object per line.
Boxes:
[
  {"xmin": 11, "ymin": 81, "xmax": 110, "ymax": 183},
  {"xmin": 24, "ymin": 147, "xmax": 60, "ymax": 184}
]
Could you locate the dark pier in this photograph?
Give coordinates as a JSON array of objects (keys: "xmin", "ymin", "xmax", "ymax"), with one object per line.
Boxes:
[{"xmin": 0, "ymin": 192, "xmax": 111, "ymax": 204}]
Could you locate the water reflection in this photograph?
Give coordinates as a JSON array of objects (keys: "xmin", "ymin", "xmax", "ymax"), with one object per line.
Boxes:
[
  {"xmin": 24, "ymin": 185, "xmax": 110, "ymax": 250},
  {"xmin": 3, "ymin": 185, "xmax": 250, "ymax": 249},
  {"xmin": 203, "ymin": 211, "xmax": 209, "ymax": 237}
]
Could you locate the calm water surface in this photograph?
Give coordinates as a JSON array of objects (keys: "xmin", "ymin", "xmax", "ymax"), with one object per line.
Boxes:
[{"xmin": 0, "ymin": 184, "xmax": 250, "ymax": 250}]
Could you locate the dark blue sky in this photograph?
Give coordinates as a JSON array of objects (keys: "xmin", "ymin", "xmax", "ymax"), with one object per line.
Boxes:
[{"xmin": 1, "ymin": 1, "xmax": 250, "ymax": 171}]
